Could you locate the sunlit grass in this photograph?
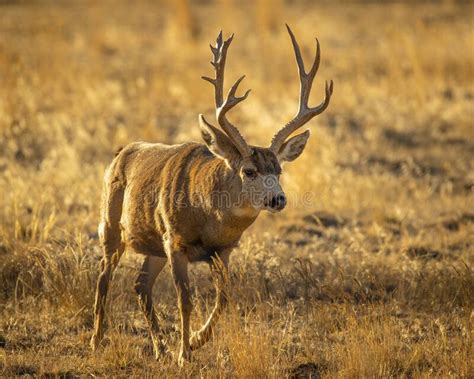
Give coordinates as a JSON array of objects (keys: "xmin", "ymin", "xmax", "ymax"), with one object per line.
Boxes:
[{"xmin": 0, "ymin": 0, "xmax": 473, "ymax": 377}]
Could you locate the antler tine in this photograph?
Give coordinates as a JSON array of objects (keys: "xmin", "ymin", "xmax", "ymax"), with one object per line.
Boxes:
[
  {"xmin": 308, "ymin": 38, "xmax": 321, "ymax": 79},
  {"xmin": 286, "ymin": 24, "xmax": 305, "ymax": 77},
  {"xmin": 201, "ymin": 32, "xmax": 252, "ymax": 157},
  {"xmin": 222, "ymin": 75, "xmax": 251, "ymax": 109},
  {"xmin": 270, "ymin": 25, "xmax": 333, "ymax": 153}
]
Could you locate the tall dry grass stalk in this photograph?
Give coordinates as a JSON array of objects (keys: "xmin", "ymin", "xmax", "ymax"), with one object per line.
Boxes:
[{"xmin": 0, "ymin": 0, "xmax": 472, "ymax": 377}]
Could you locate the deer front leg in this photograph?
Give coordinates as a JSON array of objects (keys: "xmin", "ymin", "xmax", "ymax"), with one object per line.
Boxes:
[
  {"xmin": 168, "ymin": 246, "xmax": 192, "ymax": 366},
  {"xmin": 190, "ymin": 248, "xmax": 231, "ymax": 350}
]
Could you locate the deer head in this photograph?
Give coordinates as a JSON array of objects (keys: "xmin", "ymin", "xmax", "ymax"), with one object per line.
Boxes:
[{"xmin": 200, "ymin": 25, "xmax": 333, "ymax": 213}]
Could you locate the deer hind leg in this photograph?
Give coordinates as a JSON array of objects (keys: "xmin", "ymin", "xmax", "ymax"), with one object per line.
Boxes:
[
  {"xmin": 90, "ymin": 181, "xmax": 125, "ymax": 351},
  {"xmin": 134, "ymin": 255, "xmax": 168, "ymax": 359},
  {"xmin": 190, "ymin": 248, "xmax": 231, "ymax": 351}
]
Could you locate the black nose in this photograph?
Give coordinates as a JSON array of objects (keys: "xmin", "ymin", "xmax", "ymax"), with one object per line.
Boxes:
[{"xmin": 270, "ymin": 194, "xmax": 287, "ymax": 210}]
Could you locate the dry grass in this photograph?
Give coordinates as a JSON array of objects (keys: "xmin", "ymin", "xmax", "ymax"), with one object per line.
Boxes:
[{"xmin": 0, "ymin": 0, "xmax": 473, "ymax": 377}]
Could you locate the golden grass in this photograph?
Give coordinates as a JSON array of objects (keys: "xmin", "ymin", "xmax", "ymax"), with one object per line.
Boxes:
[{"xmin": 0, "ymin": 0, "xmax": 473, "ymax": 377}]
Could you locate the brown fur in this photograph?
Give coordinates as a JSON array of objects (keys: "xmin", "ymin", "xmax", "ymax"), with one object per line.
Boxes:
[{"xmin": 117, "ymin": 142, "xmax": 261, "ymax": 255}]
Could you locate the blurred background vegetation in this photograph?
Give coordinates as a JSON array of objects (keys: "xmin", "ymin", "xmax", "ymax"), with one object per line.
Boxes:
[{"xmin": 0, "ymin": 0, "xmax": 472, "ymax": 377}]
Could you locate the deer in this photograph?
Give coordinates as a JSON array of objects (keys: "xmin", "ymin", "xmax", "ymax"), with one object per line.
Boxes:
[{"xmin": 90, "ymin": 25, "xmax": 333, "ymax": 365}]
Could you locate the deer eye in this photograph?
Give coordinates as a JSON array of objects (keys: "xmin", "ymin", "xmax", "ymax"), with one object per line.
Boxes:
[{"xmin": 244, "ymin": 169, "xmax": 257, "ymax": 178}]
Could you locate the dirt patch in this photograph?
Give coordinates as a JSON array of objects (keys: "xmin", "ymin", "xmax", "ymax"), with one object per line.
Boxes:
[
  {"xmin": 337, "ymin": 155, "xmax": 445, "ymax": 178},
  {"xmin": 288, "ymin": 362, "xmax": 322, "ymax": 379},
  {"xmin": 383, "ymin": 128, "xmax": 422, "ymax": 148},
  {"xmin": 383, "ymin": 127, "xmax": 474, "ymax": 153},
  {"xmin": 42, "ymin": 371, "xmax": 77, "ymax": 379},
  {"xmin": 405, "ymin": 246, "xmax": 442, "ymax": 260},
  {"xmin": 303, "ymin": 211, "xmax": 346, "ymax": 228},
  {"xmin": 366, "ymin": 156, "xmax": 444, "ymax": 177},
  {"xmin": 281, "ymin": 225, "xmax": 324, "ymax": 238},
  {"xmin": 279, "ymin": 211, "xmax": 345, "ymax": 246},
  {"xmin": 9, "ymin": 365, "xmax": 37, "ymax": 376},
  {"xmin": 427, "ymin": 212, "xmax": 474, "ymax": 232},
  {"xmin": 430, "ymin": 176, "xmax": 474, "ymax": 196}
]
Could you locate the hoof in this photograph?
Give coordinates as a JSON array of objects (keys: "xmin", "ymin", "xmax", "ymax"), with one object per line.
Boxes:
[
  {"xmin": 189, "ymin": 333, "xmax": 201, "ymax": 351},
  {"xmin": 177, "ymin": 349, "xmax": 192, "ymax": 367},
  {"xmin": 154, "ymin": 341, "xmax": 171, "ymax": 360},
  {"xmin": 190, "ymin": 330, "xmax": 209, "ymax": 351},
  {"xmin": 90, "ymin": 334, "xmax": 101, "ymax": 351}
]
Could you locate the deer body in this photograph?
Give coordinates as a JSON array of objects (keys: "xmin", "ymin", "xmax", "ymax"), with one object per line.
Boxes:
[
  {"xmin": 104, "ymin": 141, "xmax": 261, "ymax": 261},
  {"xmin": 91, "ymin": 26, "xmax": 333, "ymax": 365}
]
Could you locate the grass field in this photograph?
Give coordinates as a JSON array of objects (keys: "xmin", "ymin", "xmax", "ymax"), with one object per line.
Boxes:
[{"xmin": 0, "ymin": 0, "xmax": 473, "ymax": 377}]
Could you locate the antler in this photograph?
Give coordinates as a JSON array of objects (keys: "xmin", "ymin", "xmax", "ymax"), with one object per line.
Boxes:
[
  {"xmin": 270, "ymin": 25, "xmax": 333, "ymax": 153},
  {"xmin": 202, "ymin": 32, "xmax": 252, "ymax": 157}
]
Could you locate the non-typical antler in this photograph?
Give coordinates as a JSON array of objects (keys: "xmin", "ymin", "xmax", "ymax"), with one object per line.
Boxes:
[
  {"xmin": 202, "ymin": 32, "xmax": 252, "ymax": 158},
  {"xmin": 270, "ymin": 25, "xmax": 333, "ymax": 153}
]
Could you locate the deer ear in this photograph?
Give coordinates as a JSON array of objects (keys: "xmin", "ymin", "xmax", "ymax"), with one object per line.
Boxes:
[
  {"xmin": 277, "ymin": 130, "xmax": 310, "ymax": 163},
  {"xmin": 199, "ymin": 114, "xmax": 241, "ymax": 164}
]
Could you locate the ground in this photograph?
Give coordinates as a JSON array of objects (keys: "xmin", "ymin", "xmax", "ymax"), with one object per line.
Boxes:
[{"xmin": 0, "ymin": 0, "xmax": 473, "ymax": 377}]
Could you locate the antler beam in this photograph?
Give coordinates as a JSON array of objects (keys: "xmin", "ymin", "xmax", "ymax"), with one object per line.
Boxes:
[
  {"xmin": 270, "ymin": 25, "xmax": 333, "ymax": 153},
  {"xmin": 202, "ymin": 32, "xmax": 252, "ymax": 158}
]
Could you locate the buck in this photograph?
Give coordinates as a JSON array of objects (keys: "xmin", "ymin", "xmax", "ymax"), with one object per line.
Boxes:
[{"xmin": 90, "ymin": 25, "xmax": 333, "ymax": 365}]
